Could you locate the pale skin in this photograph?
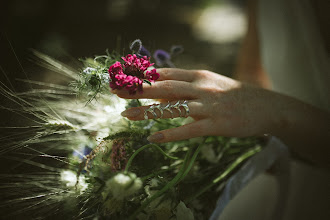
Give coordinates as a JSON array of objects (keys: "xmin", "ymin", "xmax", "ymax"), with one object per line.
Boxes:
[
  {"xmin": 113, "ymin": 0, "xmax": 330, "ymax": 169},
  {"xmin": 113, "ymin": 68, "xmax": 330, "ymax": 169}
]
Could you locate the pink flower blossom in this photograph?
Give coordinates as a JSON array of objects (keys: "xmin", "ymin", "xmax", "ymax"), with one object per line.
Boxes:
[{"xmin": 108, "ymin": 54, "xmax": 160, "ymax": 94}]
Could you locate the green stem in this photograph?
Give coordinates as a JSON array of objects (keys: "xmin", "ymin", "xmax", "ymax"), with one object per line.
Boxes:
[
  {"xmin": 128, "ymin": 149, "xmax": 193, "ymax": 220},
  {"xmin": 136, "ymin": 99, "xmax": 142, "ymax": 107},
  {"xmin": 140, "ymin": 162, "xmax": 182, "ymax": 181},
  {"xmin": 128, "ymin": 138, "xmax": 207, "ymax": 219},
  {"xmin": 178, "ymin": 138, "xmax": 207, "ymax": 182},
  {"xmin": 125, "ymin": 144, "xmax": 179, "ymax": 173},
  {"xmin": 187, "ymin": 146, "xmax": 262, "ymax": 203}
]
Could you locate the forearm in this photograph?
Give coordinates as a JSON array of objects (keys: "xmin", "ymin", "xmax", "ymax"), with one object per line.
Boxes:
[
  {"xmin": 235, "ymin": 0, "xmax": 329, "ymax": 168},
  {"xmin": 268, "ymin": 91, "xmax": 330, "ymax": 168}
]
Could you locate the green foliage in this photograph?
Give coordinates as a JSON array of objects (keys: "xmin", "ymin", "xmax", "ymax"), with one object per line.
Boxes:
[
  {"xmin": 73, "ymin": 50, "xmax": 122, "ymax": 104},
  {"xmin": 104, "ymin": 128, "xmax": 150, "ymax": 142}
]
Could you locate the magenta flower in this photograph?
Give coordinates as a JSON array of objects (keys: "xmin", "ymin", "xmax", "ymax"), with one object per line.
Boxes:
[{"xmin": 108, "ymin": 54, "xmax": 160, "ymax": 94}]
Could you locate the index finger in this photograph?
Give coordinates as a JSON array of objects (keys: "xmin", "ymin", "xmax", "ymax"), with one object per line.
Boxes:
[
  {"xmin": 113, "ymin": 80, "xmax": 199, "ymax": 100},
  {"xmin": 157, "ymin": 68, "xmax": 198, "ymax": 82}
]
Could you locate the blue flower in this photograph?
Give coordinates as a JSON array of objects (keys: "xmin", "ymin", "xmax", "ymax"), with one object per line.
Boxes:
[{"xmin": 153, "ymin": 49, "xmax": 174, "ymax": 67}]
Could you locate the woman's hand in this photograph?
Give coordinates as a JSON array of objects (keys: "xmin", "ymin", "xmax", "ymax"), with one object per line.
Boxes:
[
  {"xmin": 113, "ymin": 68, "xmax": 277, "ymax": 143},
  {"xmin": 113, "ymin": 68, "xmax": 330, "ymax": 168}
]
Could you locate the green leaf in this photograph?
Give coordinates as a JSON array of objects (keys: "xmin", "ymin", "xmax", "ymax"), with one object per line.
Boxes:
[
  {"xmin": 143, "ymin": 79, "xmax": 152, "ymax": 86},
  {"xmin": 176, "ymin": 201, "xmax": 194, "ymax": 220}
]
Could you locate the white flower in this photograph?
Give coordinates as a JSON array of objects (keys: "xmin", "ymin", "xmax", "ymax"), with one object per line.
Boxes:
[
  {"xmin": 105, "ymin": 172, "xmax": 142, "ymax": 200},
  {"xmin": 60, "ymin": 170, "xmax": 88, "ymax": 192},
  {"xmin": 83, "ymin": 67, "xmax": 97, "ymax": 74}
]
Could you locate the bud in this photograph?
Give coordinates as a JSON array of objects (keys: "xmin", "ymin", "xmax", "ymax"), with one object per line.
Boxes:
[{"xmin": 104, "ymin": 172, "xmax": 142, "ymax": 200}]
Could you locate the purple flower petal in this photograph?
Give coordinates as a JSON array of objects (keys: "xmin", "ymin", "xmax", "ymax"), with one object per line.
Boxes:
[{"xmin": 153, "ymin": 49, "xmax": 171, "ymax": 66}]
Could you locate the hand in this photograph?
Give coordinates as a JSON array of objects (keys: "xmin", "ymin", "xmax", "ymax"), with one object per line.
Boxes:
[{"xmin": 113, "ymin": 68, "xmax": 277, "ymax": 143}]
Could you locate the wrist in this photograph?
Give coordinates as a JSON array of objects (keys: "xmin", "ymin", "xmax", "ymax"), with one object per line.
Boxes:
[
  {"xmin": 264, "ymin": 91, "xmax": 330, "ymax": 167},
  {"xmin": 262, "ymin": 90, "xmax": 292, "ymax": 137}
]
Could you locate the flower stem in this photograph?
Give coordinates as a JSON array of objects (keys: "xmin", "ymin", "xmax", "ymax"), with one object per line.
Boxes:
[
  {"xmin": 136, "ymin": 99, "xmax": 142, "ymax": 107},
  {"xmin": 140, "ymin": 162, "xmax": 182, "ymax": 181},
  {"xmin": 178, "ymin": 137, "xmax": 207, "ymax": 182},
  {"xmin": 186, "ymin": 145, "xmax": 262, "ymax": 203},
  {"xmin": 128, "ymin": 148, "xmax": 193, "ymax": 220},
  {"xmin": 124, "ymin": 144, "xmax": 179, "ymax": 173},
  {"xmin": 128, "ymin": 139, "xmax": 207, "ymax": 219}
]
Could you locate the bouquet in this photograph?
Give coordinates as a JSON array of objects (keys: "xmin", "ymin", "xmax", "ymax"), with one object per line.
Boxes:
[{"xmin": 0, "ymin": 39, "xmax": 265, "ymax": 219}]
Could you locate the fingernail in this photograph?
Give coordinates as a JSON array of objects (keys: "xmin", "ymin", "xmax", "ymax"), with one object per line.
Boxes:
[
  {"xmin": 147, "ymin": 133, "xmax": 164, "ymax": 143},
  {"xmin": 121, "ymin": 108, "xmax": 141, "ymax": 117}
]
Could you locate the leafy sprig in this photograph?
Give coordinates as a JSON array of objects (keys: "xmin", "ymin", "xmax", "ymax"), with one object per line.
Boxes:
[{"xmin": 73, "ymin": 50, "xmax": 122, "ymax": 104}]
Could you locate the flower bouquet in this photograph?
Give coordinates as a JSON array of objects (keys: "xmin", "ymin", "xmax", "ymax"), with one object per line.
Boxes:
[{"xmin": 0, "ymin": 40, "xmax": 266, "ymax": 219}]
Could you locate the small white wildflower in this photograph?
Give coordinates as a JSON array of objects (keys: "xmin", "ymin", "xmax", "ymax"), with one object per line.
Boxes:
[
  {"xmin": 100, "ymin": 72, "xmax": 110, "ymax": 83},
  {"xmin": 83, "ymin": 67, "xmax": 96, "ymax": 74},
  {"xmin": 105, "ymin": 172, "xmax": 142, "ymax": 200},
  {"xmin": 60, "ymin": 170, "xmax": 87, "ymax": 192}
]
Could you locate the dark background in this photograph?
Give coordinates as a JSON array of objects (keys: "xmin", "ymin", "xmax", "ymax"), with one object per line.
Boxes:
[{"xmin": 0, "ymin": 0, "xmax": 246, "ymax": 82}]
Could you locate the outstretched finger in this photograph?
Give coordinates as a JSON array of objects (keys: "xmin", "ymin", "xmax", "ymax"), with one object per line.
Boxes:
[
  {"xmin": 121, "ymin": 100, "xmax": 204, "ymax": 120},
  {"xmin": 157, "ymin": 68, "xmax": 199, "ymax": 82},
  {"xmin": 113, "ymin": 80, "xmax": 198, "ymax": 100},
  {"xmin": 146, "ymin": 119, "xmax": 211, "ymax": 143}
]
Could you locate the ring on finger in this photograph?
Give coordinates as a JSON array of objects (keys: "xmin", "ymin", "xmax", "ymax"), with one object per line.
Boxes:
[
  {"xmin": 144, "ymin": 100, "xmax": 190, "ymax": 119},
  {"xmin": 144, "ymin": 105, "xmax": 158, "ymax": 119},
  {"xmin": 172, "ymin": 101, "xmax": 182, "ymax": 117},
  {"xmin": 181, "ymin": 100, "xmax": 190, "ymax": 117},
  {"xmin": 153, "ymin": 104, "xmax": 164, "ymax": 118},
  {"xmin": 163, "ymin": 102, "xmax": 174, "ymax": 118}
]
